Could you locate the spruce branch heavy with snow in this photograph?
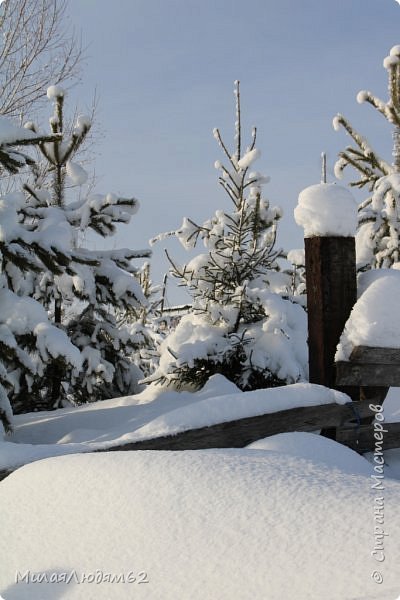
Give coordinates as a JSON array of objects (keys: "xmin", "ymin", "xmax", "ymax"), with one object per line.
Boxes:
[
  {"xmin": 0, "ymin": 116, "xmax": 62, "ymax": 176},
  {"xmin": 334, "ymin": 45, "xmax": 400, "ymax": 269},
  {"xmin": 149, "ymin": 81, "xmax": 307, "ymax": 391}
]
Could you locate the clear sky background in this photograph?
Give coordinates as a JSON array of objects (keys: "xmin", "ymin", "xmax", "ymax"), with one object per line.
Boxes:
[{"xmin": 65, "ymin": 0, "xmax": 400, "ymax": 304}]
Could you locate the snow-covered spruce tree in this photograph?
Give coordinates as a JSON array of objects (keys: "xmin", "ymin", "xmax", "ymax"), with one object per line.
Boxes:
[
  {"xmin": 148, "ymin": 81, "xmax": 307, "ymax": 391},
  {"xmin": 0, "ymin": 116, "xmax": 84, "ymax": 428},
  {"xmin": 333, "ymin": 45, "xmax": 400, "ymax": 269},
  {"xmin": 16, "ymin": 85, "xmax": 150, "ymax": 409}
]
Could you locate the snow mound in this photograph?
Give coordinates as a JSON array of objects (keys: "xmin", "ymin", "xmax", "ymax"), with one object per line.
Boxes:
[
  {"xmin": 247, "ymin": 431, "xmax": 372, "ymax": 475},
  {"xmin": 294, "ymin": 182, "xmax": 357, "ymax": 237},
  {"xmin": 337, "ymin": 271, "xmax": 400, "ymax": 360},
  {"xmin": 0, "ymin": 450, "xmax": 399, "ymax": 600}
]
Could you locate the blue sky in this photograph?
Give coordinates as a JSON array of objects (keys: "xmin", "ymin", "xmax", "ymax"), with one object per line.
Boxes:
[{"xmin": 66, "ymin": 0, "xmax": 400, "ymax": 303}]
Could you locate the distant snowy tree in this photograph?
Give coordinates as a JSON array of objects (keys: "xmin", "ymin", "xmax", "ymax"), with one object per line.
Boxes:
[
  {"xmin": 334, "ymin": 45, "xmax": 400, "ymax": 269},
  {"xmin": 148, "ymin": 81, "xmax": 307, "ymax": 391},
  {"xmin": 286, "ymin": 249, "xmax": 306, "ymax": 302},
  {"xmin": 119, "ymin": 263, "xmax": 169, "ymax": 380},
  {"xmin": 13, "ymin": 86, "xmax": 150, "ymax": 410}
]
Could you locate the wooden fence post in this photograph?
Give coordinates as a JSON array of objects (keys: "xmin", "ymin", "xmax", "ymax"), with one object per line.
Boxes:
[
  {"xmin": 305, "ymin": 236, "xmax": 357, "ymax": 392},
  {"xmin": 295, "ymin": 182, "xmax": 358, "ymax": 403}
]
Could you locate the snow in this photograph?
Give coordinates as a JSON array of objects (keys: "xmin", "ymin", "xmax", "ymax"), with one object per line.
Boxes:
[
  {"xmin": 0, "ymin": 116, "xmax": 35, "ymax": 145},
  {"xmin": 129, "ymin": 383, "xmax": 347, "ymax": 441},
  {"xmin": 336, "ymin": 270, "xmax": 400, "ymax": 360},
  {"xmin": 247, "ymin": 431, "xmax": 372, "ymax": 475},
  {"xmin": 332, "ymin": 114, "xmax": 343, "ymax": 131},
  {"xmin": 0, "ymin": 285, "xmax": 81, "ymax": 367},
  {"xmin": 383, "ymin": 55, "xmax": 400, "ymax": 69},
  {"xmin": 1, "ymin": 445, "xmax": 400, "ymax": 600},
  {"xmin": 357, "ymin": 267, "xmax": 400, "ymax": 297},
  {"xmin": 237, "ymin": 147, "xmax": 260, "ymax": 170},
  {"xmin": 0, "ymin": 192, "xmax": 26, "ymax": 242},
  {"xmin": 0, "ymin": 373, "xmax": 399, "ymax": 599},
  {"xmin": 46, "ymin": 84, "xmax": 65, "ymax": 99},
  {"xmin": 247, "ymin": 170, "xmax": 270, "ymax": 185},
  {"xmin": 33, "ymin": 322, "xmax": 81, "ymax": 367},
  {"xmin": 32, "ymin": 205, "xmax": 75, "ymax": 251},
  {"xmin": 66, "ymin": 161, "xmax": 89, "ymax": 185},
  {"xmin": 0, "ymin": 377, "xmax": 350, "ymax": 472},
  {"xmin": 294, "ymin": 182, "xmax": 358, "ymax": 237},
  {"xmin": 357, "ymin": 90, "xmax": 370, "ymax": 104},
  {"xmin": 390, "ymin": 44, "xmax": 400, "ymax": 57},
  {"xmin": 287, "ymin": 247, "xmax": 305, "ymax": 266}
]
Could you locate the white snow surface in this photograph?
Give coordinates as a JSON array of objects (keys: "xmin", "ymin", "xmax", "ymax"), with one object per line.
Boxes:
[
  {"xmin": 294, "ymin": 182, "xmax": 358, "ymax": 237},
  {"xmin": 1, "ymin": 379, "xmax": 400, "ymax": 599},
  {"xmin": 1, "ymin": 446, "xmax": 399, "ymax": 600},
  {"xmin": 1, "ymin": 377, "xmax": 350, "ymax": 471},
  {"xmin": 336, "ymin": 270, "xmax": 400, "ymax": 360},
  {"xmin": 247, "ymin": 430, "xmax": 372, "ymax": 475}
]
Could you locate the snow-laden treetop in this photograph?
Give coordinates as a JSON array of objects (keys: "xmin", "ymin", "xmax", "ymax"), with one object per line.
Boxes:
[{"xmin": 294, "ymin": 183, "xmax": 357, "ymax": 238}]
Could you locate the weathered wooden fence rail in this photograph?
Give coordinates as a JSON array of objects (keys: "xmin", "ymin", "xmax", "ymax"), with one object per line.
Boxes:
[
  {"xmin": 1, "ymin": 397, "xmax": 399, "ymax": 482},
  {"xmin": 336, "ymin": 346, "xmax": 400, "ymax": 387}
]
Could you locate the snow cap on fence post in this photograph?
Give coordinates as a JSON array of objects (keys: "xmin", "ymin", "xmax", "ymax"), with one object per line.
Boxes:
[
  {"xmin": 294, "ymin": 183, "xmax": 357, "ymax": 238},
  {"xmin": 294, "ymin": 182, "xmax": 358, "ymax": 411}
]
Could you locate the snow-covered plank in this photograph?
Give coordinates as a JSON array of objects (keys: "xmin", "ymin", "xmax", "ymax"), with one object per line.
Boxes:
[
  {"xmin": 75, "ymin": 401, "xmax": 377, "ymax": 451},
  {"xmin": 336, "ymin": 270, "xmax": 400, "ymax": 362}
]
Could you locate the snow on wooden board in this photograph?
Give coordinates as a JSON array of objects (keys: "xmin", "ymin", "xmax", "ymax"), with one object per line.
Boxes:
[
  {"xmin": 336, "ymin": 269, "xmax": 400, "ymax": 361},
  {"xmin": 0, "ymin": 377, "xmax": 350, "ymax": 472},
  {"xmin": 0, "ymin": 446, "xmax": 399, "ymax": 600}
]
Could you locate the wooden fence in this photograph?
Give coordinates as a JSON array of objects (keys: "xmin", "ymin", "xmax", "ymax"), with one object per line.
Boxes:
[{"xmin": 1, "ymin": 394, "xmax": 399, "ymax": 482}]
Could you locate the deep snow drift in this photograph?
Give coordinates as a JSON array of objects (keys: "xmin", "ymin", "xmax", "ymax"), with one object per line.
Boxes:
[
  {"xmin": 1, "ymin": 444, "xmax": 400, "ymax": 600},
  {"xmin": 1, "ymin": 377, "xmax": 399, "ymax": 599}
]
